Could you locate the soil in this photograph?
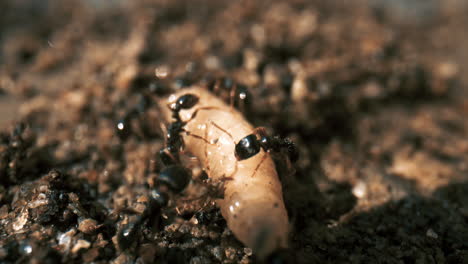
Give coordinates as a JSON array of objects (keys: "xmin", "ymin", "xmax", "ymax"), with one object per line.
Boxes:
[{"xmin": 0, "ymin": 0, "xmax": 467, "ymax": 263}]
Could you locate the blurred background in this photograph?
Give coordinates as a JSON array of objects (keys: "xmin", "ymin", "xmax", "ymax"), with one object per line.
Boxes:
[{"xmin": 1, "ymin": 0, "xmax": 467, "ymax": 129}]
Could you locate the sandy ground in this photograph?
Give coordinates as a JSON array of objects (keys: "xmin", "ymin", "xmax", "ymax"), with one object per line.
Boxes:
[{"xmin": 0, "ymin": 0, "xmax": 467, "ymax": 263}]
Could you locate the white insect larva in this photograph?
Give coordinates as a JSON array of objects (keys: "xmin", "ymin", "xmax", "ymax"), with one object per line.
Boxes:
[{"xmin": 159, "ymin": 87, "xmax": 289, "ymax": 258}]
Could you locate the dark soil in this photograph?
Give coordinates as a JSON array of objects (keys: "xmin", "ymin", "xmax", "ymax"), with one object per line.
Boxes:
[{"xmin": 1, "ymin": 0, "xmax": 467, "ymax": 263}]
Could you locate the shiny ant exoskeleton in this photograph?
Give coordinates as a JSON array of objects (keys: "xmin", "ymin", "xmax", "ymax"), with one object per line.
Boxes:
[
  {"xmin": 168, "ymin": 94, "xmax": 199, "ymax": 121},
  {"xmin": 159, "ymin": 93, "xmax": 202, "ymax": 165},
  {"xmin": 211, "ymin": 123, "xmax": 298, "ymax": 177},
  {"xmin": 235, "ymin": 127, "xmax": 299, "ymax": 162},
  {"xmin": 159, "ymin": 93, "xmax": 220, "ymax": 165},
  {"xmin": 115, "ymin": 92, "xmax": 157, "ymax": 141},
  {"xmin": 117, "ymin": 189, "xmax": 168, "ymax": 250},
  {"xmin": 117, "ymin": 165, "xmax": 192, "ymax": 250},
  {"xmin": 118, "ymin": 94, "xmax": 199, "ymax": 250},
  {"xmin": 203, "ymin": 76, "xmax": 251, "ymax": 113},
  {"xmin": 117, "ymin": 89, "xmax": 259, "ymax": 250}
]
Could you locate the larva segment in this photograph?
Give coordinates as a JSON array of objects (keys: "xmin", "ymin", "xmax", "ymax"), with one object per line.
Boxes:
[{"xmin": 160, "ymin": 87, "xmax": 289, "ymax": 258}]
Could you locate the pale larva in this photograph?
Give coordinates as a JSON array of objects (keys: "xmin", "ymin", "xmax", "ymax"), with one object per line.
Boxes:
[{"xmin": 160, "ymin": 87, "xmax": 289, "ymax": 258}]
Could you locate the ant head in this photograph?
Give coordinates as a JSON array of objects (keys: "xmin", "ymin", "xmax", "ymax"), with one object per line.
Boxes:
[
  {"xmin": 169, "ymin": 93, "xmax": 199, "ymax": 112},
  {"xmin": 235, "ymin": 134, "xmax": 261, "ymax": 161},
  {"xmin": 176, "ymin": 94, "xmax": 199, "ymax": 109}
]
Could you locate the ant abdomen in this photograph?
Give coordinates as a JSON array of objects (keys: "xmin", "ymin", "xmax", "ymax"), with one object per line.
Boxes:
[
  {"xmin": 117, "ymin": 217, "xmax": 142, "ymax": 250},
  {"xmin": 117, "ymin": 167, "xmax": 189, "ymax": 251},
  {"xmin": 157, "ymin": 165, "xmax": 191, "ymax": 193},
  {"xmin": 235, "ymin": 134, "xmax": 261, "ymax": 161},
  {"xmin": 118, "ymin": 92, "xmax": 201, "ymax": 252}
]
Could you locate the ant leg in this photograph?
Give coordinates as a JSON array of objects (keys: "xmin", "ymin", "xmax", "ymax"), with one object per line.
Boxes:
[
  {"xmin": 252, "ymin": 127, "xmax": 268, "ymax": 138},
  {"xmin": 203, "ymin": 120, "xmax": 211, "ymax": 174},
  {"xmin": 283, "ymin": 155, "xmax": 296, "ymax": 177},
  {"xmin": 182, "ymin": 176, "xmax": 232, "ymax": 208},
  {"xmin": 208, "ymin": 120, "xmax": 238, "ymax": 178},
  {"xmin": 160, "ymin": 122, "xmax": 168, "ymax": 143},
  {"xmin": 182, "ymin": 129, "xmax": 211, "ymax": 144},
  {"xmin": 184, "ymin": 106, "xmax": 223, "ymax": 123},
  {"xmin": 251, "ymin": 151, "xmax": 269, "ymax": 178},
  {"xmin": 213, "ymin": 79, "xmax": 222, "ymax": 94},
  {"xmin": 229, "ymin": 83, "xmax": 237, "ymax": 108},
  {"xmin": 209, "ymin": 120, "xmax": 235, "ymax": 142}
]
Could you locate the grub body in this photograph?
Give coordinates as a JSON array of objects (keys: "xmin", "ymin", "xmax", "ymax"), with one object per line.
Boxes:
[{"xmin": 160, "ymin": 87, "xmax": 289, "ymax": 257}]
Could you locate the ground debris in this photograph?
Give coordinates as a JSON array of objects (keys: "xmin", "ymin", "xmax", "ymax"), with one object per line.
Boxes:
[{"xmin": 0, "ymin": 0, "xmax": 467, "ymax": 263}]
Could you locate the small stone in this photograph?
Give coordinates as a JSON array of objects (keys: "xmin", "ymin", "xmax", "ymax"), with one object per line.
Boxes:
[
  {"xmin": 426, "ymin": 229, "xmax": 438, "ymax": 239},
  {"xmin": 136, "ymin": 195, "xmax": 149, "ymax": 203},
  {"xmin": 82, "ymin": 247, "xmax": 100, "ymax": 262},
  {"xmin": 78, "ymin": 218, "xmax": 99, "ymax": 234},
  {"xmin": 352, "ymin": 181, "xmax": 367, "ymax": 199},
  {"xmin": 243, "ymin": 248, "xmax": 253, "ymax": 256},
  {"xmin": 19, "ymin": 241, "xmax": 32, "ymax": 255},
  {"xmin": 224, "ymin": 247, "xmax": 237, "ymax": 260},
  {"xmin": 155, "ymin": 65, "xmax": 170, "ymax": 79},
  {"xmin": 0, "ymin": 205, "xmax": 9, "ymax": 219},
  {"xmin": 71, "ymin": 239, "xmax": 91, "ymax": 254},
  {"xmin": 211, "ymin": 246, "xmax": 224, "ymax": 261},
  {"xmin": 133, "ymin": 203, "xmax": 147, "ymax": 214},
  {"xmin": 113, "ymin": 253, "xmax": 133, "ymax": 264},
  {"xmin": 13, "ymin": 209, "xmax": 28, "ymax": 231},
  {"xmin": 57, "ymin": 228, "xmax": 77, "ymax": 251}
]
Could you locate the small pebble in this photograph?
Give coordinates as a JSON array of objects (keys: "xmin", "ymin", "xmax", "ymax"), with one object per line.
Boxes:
[
  {"xmin": 426, "ymin": 229, "xmax": 438, "ymax": 239},
  {"xmin": 13, "ymin": 209, "xmax": 28, "ymax": 231},
  {"xmin": 224, "ymin": 247, "xmax": 237, "ymax": 260},
  {"xmin": 211, "ymin": 246, "xmax": 224, "ymax": 261},
  {"xmin": 72, "ymin": 239, "xmax": 91, "ymax": 254},
  {"xmin": 78, "ymin": 218, "xmax": 99, "ymax": 234},
  {"xmin": 352, "ymin": 181, "xmax": 367, "ymax": 199}
]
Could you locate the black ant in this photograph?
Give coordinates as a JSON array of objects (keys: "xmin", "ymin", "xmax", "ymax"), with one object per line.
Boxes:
[
  {"xmin": 117, "ymin": 188, "xmax": 168, "ymax": 250},
  {"xmin": 159, "ymin": 93, "xmax": 223, "ymax": 165},
  {"xmin": 117, "ymin": 165, "xmax": 192, "ymax": 250},
  {"xmin": 117, "ymin": 91, "xmax": 238, "ymax": 251},
  {"xmin": 118, "ymin": 94, "xmax": 199, "ymax": 250},
  {"xmin": 168, "ymin": 93, "xmax": 199, "ymax": 122},
  {"xmin": 115, "ymin": 92, "xmax": 156, "ymax": 141},
  {"xmin": 210, "ymin": 123, "xmax": 298, "ymax": 177},
  {"xmin": 159, "ymin": 93, "xmax": 204, "ymax": 165},
  {"xmin": 203, "ymin": 76, "xmax": 251, "ymax": 113},
  {"xmin": 118, "ymin": 100, "xmax": 221, "ymax": 250}
]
